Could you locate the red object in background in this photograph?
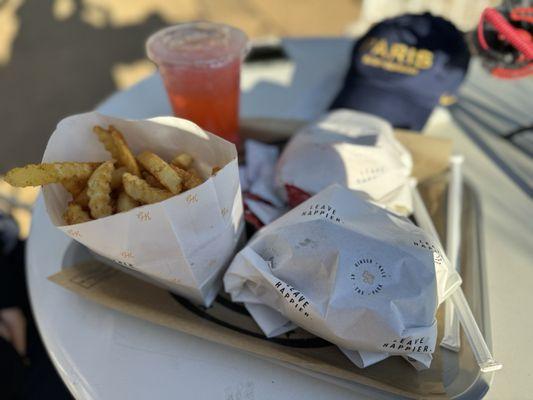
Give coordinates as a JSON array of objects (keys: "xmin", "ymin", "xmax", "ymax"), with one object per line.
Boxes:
[
  {"xmin": 160, "ymin": 58, "xmax": 241, "ymax": 144},
  {"xmin": 243, "ymin": 187, "xmax": 312, "ymax": 230},
  {"xmin": 244, "ymin": 204, "xmax": 264, "ymax": 230},
  {"xmin": 285, "ymin": 184, "xmax": 311, "ymax": 208},
  {"xmin": 510, "ymin": 7, "xmax": 533, "ymax": 24},
  {"xmin": 474, "ymin": 4, "xmax": 533, "ymax": 79},
  {"xmin": 477, "ymin": 7, "xmax": 533, "ymax": 60}
]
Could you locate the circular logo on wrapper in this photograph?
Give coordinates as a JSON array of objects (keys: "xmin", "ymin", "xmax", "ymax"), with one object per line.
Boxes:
[{"xmin": 350, "ymin": 257, "xmax": 388, "ymax": 295}]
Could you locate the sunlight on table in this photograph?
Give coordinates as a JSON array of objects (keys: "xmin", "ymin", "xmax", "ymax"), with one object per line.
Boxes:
[{"xmin": 0, "ymin": 178, "xmax": 39, "ymax": 238}]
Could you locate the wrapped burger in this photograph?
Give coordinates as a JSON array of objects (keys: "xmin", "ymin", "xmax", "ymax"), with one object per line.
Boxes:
[
  {"xmin": 224, "ymin": 184, "xmax": 461, "ymax": 368},
  {"xmin": 5, "ymin": 112, "xmax": 244, "ymax": 306},
  {"xmin": 275, "ymin": 109, "xmax": 413, "ymax": 215}
]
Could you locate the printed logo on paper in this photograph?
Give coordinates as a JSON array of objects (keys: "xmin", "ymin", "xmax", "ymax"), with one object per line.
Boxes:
[
  {"xmin": 300, "ymin": 203, "xmax": 342, "ymax": 223},
  {"xmin": 186, "ymin": 193, "xmax": 199, "ymax": 204},
  {"xmin": 381, "ymin": 337, "xmax": 432, "ymax": 353},
  {"xmin": 67, "ymin": 229, "xmax": 81, "ymax": 238},
  {"xmin": 70, "ymin": 264, "xmax": 117, "ymax": 289},
  {"xmin": 413, "ymin": 239, "xmax": 445, "ymax": 266},
  {"xmin": 120, "ymin": 250, "xmax": 134, "ymax": 259},
  {"xmin": 136, "ymin": 211, "xmax": 151, "ymax": 221},
  {"xmin": 350, "ymin": 257, "xmax": 389, "ymax": 295},
  {"xmin": 169, "ymin": 291, "xmax": 331, "ymax": 348},
  {"xmin": 275, "ymin": 281, "xmax": 311, "ymax": 318},
  {"xmin": 354, "ymin": 166, "xmax": 386, "ymax": 185},
  {"xmin": 113, "ymin": 250, "xmax": 135, "ymax": 269}
]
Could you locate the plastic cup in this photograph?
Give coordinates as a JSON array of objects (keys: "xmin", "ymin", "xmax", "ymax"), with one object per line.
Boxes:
[{"xmin": 146, "ymin": 22, "xmax": 249, "ymax": 145}]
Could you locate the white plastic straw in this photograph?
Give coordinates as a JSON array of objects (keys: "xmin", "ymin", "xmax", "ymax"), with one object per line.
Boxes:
[
  {"xmin": 410, "ymin": 180, "xmax": 502, "ymax": 373},
  {"xmin": 441, "ymin": 155, "xmax": 464, "ymax": 351}
]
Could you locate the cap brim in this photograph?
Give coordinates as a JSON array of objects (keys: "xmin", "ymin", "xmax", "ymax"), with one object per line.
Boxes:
[{"xmin": 330, "ymin": 80, "xmax": 435, "ymax": 131}]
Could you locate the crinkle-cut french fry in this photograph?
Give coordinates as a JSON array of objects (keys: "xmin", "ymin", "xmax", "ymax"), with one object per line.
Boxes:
[
  {"xmin": 109, "ymin": 126, "xmax": 140, "ymax": 176},
  {"xmin": 63, "ymin": 202, "xmax": 91, "ymax": 225},
  {"xmin": 73, "ymin": 187, "xmax": 89, "ymax": 208},
  {"xmin": 87, "ymin": 161, "xmax": 114, "ymax": 219},
  {"xmin": 171, "ymin": 153, "xmax": 193, "ymax": 169},
  {"xmin": 110, "ymin": 166, "xmax": 127, "ymax": 190},
  {"xmin": 211, "ymin": 166, "xmax": 221, "ymax": 176},
  {"xmin": 170, "ymin": 165, "xmax": 204, "ymax": 190},
  {"xmin": 141, "ymin": 170, "xmax": 165, "ymax": 189},
  {"xmin": 4, "ymin": 162, "xmax": 100, "ymax": 187},
  {"xmin": 61, "ymin": 178, "xmax": 87, "ymax": 196},
  {"xmin": 186, "ymin": 169, "xmax": 204, "ymax": 189},
  {"xmin": 137, "ymin": 151, "xmax": 182, "ymax": 194},
  {"xmin": 116, "ymin": 190, "xmax": 139, "ymax": 213},
  {"xmin": 122, "ymin": 173, "xmax": 173, "ymax": 204},
  {"xmin": 93, "ymin": 125, "xmax": 120, "ymax": 160}
]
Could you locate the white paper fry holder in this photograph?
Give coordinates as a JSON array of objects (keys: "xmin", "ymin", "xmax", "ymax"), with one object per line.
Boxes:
[{"xmin": 41, "ymin": 112, "xmax": 244, "ymax": 306}]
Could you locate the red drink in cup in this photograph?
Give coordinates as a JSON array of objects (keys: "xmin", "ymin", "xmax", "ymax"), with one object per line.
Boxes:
[{"xmin": 146, "ymin": 22, "xmax": 249, "ymax": 145}]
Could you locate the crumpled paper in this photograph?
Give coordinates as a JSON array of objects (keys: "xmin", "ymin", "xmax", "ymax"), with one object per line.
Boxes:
[
  {"xmin": 275, "ymin": 110, "xmax": 413, "ymax": 215},
  {"xmin": 240, "ymin": 140, "xmax": 287, "ymax": 229},
  {"xmin": 224, "ymin": 184, "xmax": 461, "ymax": 369},
  {"xmin": 42, "ymin": 112, "xmax": 244, "ymax": 306}
]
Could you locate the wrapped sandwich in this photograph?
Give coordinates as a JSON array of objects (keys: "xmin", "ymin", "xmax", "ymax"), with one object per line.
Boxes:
[
  {"xmin": 224, "ymin": 184, "xmax": 461, "ymax": 368},
  {"xmin": 275, "ymin": 110, "xmax": 413, "ymax": 215}
]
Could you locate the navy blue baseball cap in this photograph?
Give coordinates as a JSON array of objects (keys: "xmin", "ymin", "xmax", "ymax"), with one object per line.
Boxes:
[{"xmin": 330, "ymin": 13, "xmax": 470, "ymax": 131}]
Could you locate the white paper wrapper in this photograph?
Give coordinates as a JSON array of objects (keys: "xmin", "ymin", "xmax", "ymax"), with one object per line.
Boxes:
[
  {"xmin": 244, "ymin": 140, "xmax": 284, "ymax": 208},
  {"xmin": 42, "ymin": 112, "xmax": 244, "ymax": 306},
  {"xmin": 224, "ymin": 184, "xmax": 461, "ymax": 368},
  {"xmin": 275, "ymin": 109, "xmax": 413, "ymax": 215}
]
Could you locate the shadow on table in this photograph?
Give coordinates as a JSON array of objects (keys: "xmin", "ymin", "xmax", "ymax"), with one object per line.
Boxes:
[
  {"xmin": 0, "ymin": 0, "xmax": 167, "ymax": 172},
  {"xmin": 241, "ymin": 38, "xmax": 353, "ymax": 122},
  {"xmin": 449, "ymin": 59, "xmax": 533, "ymax": 197}
]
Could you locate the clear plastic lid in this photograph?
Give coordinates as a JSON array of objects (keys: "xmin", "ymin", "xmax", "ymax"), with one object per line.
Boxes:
[{"xmin": 146, "ymin": 22, "xmax": 249, "ymax": 67}]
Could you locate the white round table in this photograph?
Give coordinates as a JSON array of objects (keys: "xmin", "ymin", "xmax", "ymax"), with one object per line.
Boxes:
[{"xmin": 27, "ymin": 38, "xmax": 533, "ymax": 399}]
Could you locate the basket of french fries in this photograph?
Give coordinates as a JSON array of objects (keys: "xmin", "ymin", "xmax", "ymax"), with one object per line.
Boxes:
[{"xmin": 5, "ymin": 112, "xmax": 244, "ymax": 306}]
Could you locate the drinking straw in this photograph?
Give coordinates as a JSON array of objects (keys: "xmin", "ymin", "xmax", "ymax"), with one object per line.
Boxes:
[
  {"xmin": 410, "ymin": 180, "xmax": 502, "ymax": 372},
  {"xmin": 441, "ymin": 155, "xmax": 464, "ymax": 351}
]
